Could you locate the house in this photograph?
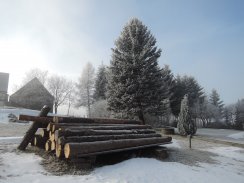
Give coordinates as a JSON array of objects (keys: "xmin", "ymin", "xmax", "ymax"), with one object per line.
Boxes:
[
  {"xmin": 9, "ymin": 77, "xmax": 54, "ymax": 110},
  {"xmin": 0, "ymin": 72, "xmax": 9, "ymax": 106}
]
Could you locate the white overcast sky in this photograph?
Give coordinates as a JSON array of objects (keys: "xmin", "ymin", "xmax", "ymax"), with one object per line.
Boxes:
[{"xmin": 0, "ymin": 0, "xmax": 244, "ymax": 105}]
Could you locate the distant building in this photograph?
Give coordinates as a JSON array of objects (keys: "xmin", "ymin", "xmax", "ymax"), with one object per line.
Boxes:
[
  {"xmin": 9, "ymin": 77, "xmax": 54, "ymax": 110},
  {"xmin": 0, "ymin": 72, "xmax": 9, "ymax": 106}
]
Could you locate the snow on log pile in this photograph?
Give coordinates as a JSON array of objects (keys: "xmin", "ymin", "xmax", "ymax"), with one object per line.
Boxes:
[{"xmin": 18, "ymin": 108, "xmax": 172, "ymax": 167}]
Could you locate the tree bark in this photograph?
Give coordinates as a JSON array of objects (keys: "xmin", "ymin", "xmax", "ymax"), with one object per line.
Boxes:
[
  {"xmin": 34, "ymin": 135, "xmax": 48, "ymax": 149},
  {"xmin": 52, "ymin": 124, "xmax": 152, "ymax": 132},
  {"xmin": 64, "ymin": 137, "xmax": 172, "ymax": 158},
  {"xmin": 54, "ymin": 102, "xmax": 58, "ymax": 114},
  {"xmin": 18, "ymin": 105, "xmax": 51, "ymax": 150},
  {"xmin": 59, "ymin": 129, "xmax": 156, "ymax": 137},
  {"xmin": 138, "ymin": 110, "xmax": 145, "ymax": 125},
  {"xmin": 53, "ymin": 116, "xmax": 142, "ymax": 125},
  {"xmin": 58, "ymin": 133, "xmax": 162, "ymax": 146},
  {"xmin": 18, "ymin": 115, "xmax": 52, "ymax": 123}
]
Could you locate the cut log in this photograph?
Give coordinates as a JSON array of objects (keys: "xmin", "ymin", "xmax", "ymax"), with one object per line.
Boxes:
[
  {"xmin": 52, "ymin": 124, "xmax": 152, "ymax": 132},
  {"xmin": 40, "ymin": 128, "xmax": 49, "ymax": 138},
  {"xmin": 53, "ymin": 116, "xmax": 142, "ymax": 125},
  {"xmin": 58, "ymin": 133, "xmax": 162, "ymax": 146},
  {"xmin": 46, "ymin": 123, "xmax": 52, "ymax": 131},
  {"xmin": 55, "ymin": 144, "xmax": 64, "ymax": 159},
  {"xmin": 19, "ymin": 115, "xmax": 52, "ymax": 123},
  {"xmin": 18, "ymin": 105, "xmax": 51, "ymax": 150},
  {"xmin": 34, "ymin": 135, "xmax": 47, "ymax": 149},
  {"xmin": 59, "ymin": 129, "xmax": 156, "ymax": 137},
  {"xmin": 49, "ymin": 131, "xmax": 55, "ymax": 141},
  {"xmin": 51, "ymin": 140, "xmax": 56, "ymax": 151},
  {"xmin": 45, "ymin": 140, "xmax": 52, "ymax": 151},
  {"xmin": 64, "ymin": 137, "xmax": 172, "ymax": 158}
]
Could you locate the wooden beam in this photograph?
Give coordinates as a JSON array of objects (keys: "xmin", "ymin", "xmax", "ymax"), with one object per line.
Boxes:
[
  {"xmin": 19, "ymin": 115, "xmax": 52, "ymax": 123},
  {"xmin": 18, "ymin": 105, "xmax": 51, "ymax": 150}
]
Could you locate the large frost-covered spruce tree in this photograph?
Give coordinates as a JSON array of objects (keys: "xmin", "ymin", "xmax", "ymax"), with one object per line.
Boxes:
[{"xmin": 107, "ymin": 18, "xmax": 166, "ymax": 124}]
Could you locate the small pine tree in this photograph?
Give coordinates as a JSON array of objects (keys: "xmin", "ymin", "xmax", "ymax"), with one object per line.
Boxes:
[
  {"xmin": 178, "ymin": 94, "xmax": 195, "ymax": 136},
  {"xmin": 94, "ymin": 65, "xmax": 107, "ymax": 101}
]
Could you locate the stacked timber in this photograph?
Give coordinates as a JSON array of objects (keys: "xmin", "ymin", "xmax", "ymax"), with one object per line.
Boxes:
[{"xmin": 19, "ymin": 112, "xmax": 172, "ymax": 166}]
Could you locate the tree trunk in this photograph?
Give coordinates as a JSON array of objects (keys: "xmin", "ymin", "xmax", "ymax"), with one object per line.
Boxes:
[
  {"xmin": 67, "ymin": 101, "xmax": 71, "ymax": 116},
  {"xmin": 59, "ymin": 129, "xmax": 156, "ymax": 137},
  {"xmin": 138, "ymin": 110, "xmax": 145, "ymax": 125},
  {"xmin": 189, "ymin": 134, "xmax": 192, "ymax": 149},
  {"xmin": 52, "ymin": 124, "xmax": 152, "ymax": 132},
  {"xmin": 18, "ymin": 105, "xmax": 51, "ymax": 150},
  {"xmin": 18, "ymin": 115, "xmax": 52, "ymax": 123},
  {"xmin": 64, "ymin": 137, "xmax": 172, "ymax": 158},
  {"xmin": 87, "ymin": 86, "xmax": 91, "ymax": 118},
  {"xmin": 54, "ymin": 102, "xmax": 58, "ymax": 114},
  {"xmin": 58, "ymin": 133, "xmax": 162, "ymax": 146},
  {"xmin": 34, "ymin": 135, "xmax": 48, "ymax": 149},
  {"xmin": 53, "ymin": 116, "xmax": 142, "ymax": 125}
]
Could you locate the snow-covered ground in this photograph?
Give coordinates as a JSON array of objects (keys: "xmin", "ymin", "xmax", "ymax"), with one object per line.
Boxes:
[
  {"xmin": 0, "ymin": 140, "xmax": 243, "ymax": 183},
  {"xmin": 197, "ymin": 128, "xmax": 244, "ymax": 144},
  {"xmin": 0, "ymin": 109, "xmax": 243, "ymax": 183},
  {"xmin": 228, "ymin": 131, "xmax": 244, "ymax": 140}
]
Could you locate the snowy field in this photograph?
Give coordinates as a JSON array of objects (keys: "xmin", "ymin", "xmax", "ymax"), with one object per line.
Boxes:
[
  {"xmin": 0, "ymin": 108, "xmax": 244, "ymax": 183},
  {"xmin": 0, "ymin": 137, "xmax": 243, "ymax": 183}
]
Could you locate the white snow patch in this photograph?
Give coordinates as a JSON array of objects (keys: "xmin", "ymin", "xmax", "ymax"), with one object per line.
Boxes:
[
  {"xmin": 0, "ymin": 136, "xmax": 23, "ymax": 140},
  {"xmin": 206, "ymin": 146, "xmax": 244, "ymax": 162},
  {"xmin": 228, "ymin": 132, "xmax": 244, "ymax": 139},
  {"xmin": 1, "ymin": 150, "xmax": 243, "ymax": 183}
]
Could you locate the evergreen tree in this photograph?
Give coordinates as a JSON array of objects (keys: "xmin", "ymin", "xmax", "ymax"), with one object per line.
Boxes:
[
  {"xmin": 209, "ymin": 89, "xmax": 224, "ymax": 120},
  {"xmin": 94, "ymin": 65, "xmax": 107, "ymax": 101},
  {"xmin": 107, "ymin": 18, "xmax": 165, "ymax": 124},
  {"xmin": 234, "ymin": 99, "xmax": 244, "ymax": 130},
  {"xmin": 209, "ymin": 89, "xmax": 224, "ymax": 109},
  {"xmin": 161, "ymin": 65, "xmax": 175, "ymax": 118},
  {"xmin": 177, "ymin": 94, "xmax": 196, "ymax": 136},
  {"xmin": 171, "ymin": 75, "xmax": 204, "ymax": 117}
]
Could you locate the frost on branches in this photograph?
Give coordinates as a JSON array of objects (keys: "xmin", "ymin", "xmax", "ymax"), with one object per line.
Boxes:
[
  {"xmin": 177, "ymin": 94, "xmax": 196, "ymax": 136},
  {"xmin": 107, "ymin": 18, "xmax": 167, "ymax": 124}
]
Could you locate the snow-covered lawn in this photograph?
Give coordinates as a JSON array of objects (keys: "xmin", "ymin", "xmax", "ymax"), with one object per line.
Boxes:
[
  {"xmin": 228, "ymin": 131, "xmax": 244, "ymax": 140},
  {"xmin": 0, "ymin": 140, "xmax": 243, "ymax": 183}
]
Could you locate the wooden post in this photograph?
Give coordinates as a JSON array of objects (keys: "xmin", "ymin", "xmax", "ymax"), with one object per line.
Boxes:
[
  {"xmin": 189, "ymin": 134, "xmax": 192, "ymax": 149},
  {"xmin": 18, "ymin": 105, "xmax": 51, "ymax": 150}
]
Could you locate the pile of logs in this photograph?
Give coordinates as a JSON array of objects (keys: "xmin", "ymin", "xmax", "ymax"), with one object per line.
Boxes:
[{"xmin": 18, "ymin": 106, "xmax": 172, "ymax": 166}]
